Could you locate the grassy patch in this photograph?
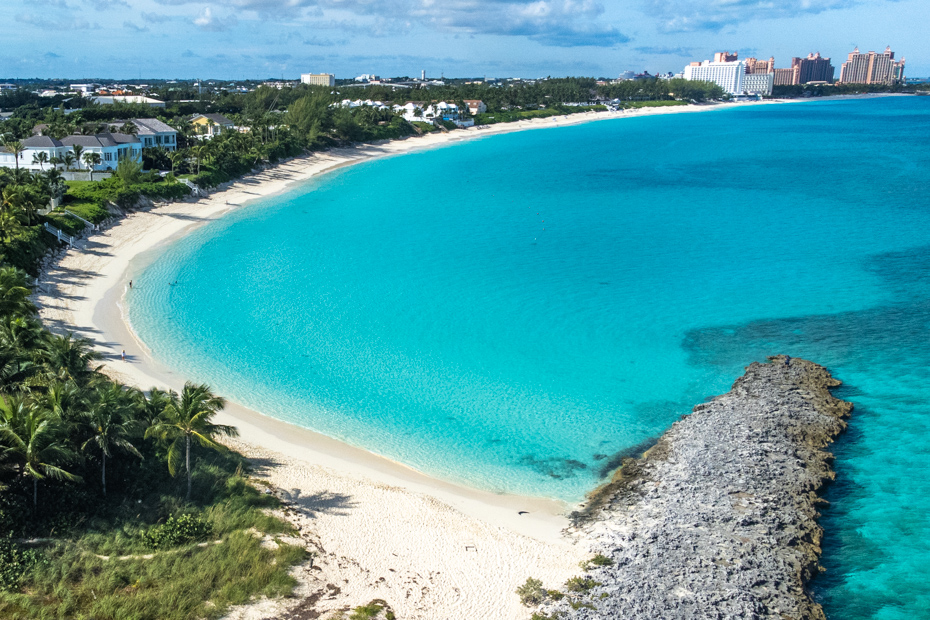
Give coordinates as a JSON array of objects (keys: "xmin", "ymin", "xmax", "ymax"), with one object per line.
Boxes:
[
  {"xmin": 0, "ymin": 453, "xmax": 307, "ymax": 620},
  {"xmin": 411, "ymin": 121, "xmax": 438, "ymax": 133},
  {"xmin": 61, "ymin": 201, "xmax": 110, "ymax": 224},
  {"xmin": 349, "ymin": 599, "xmax": 395, "ymax": 619},
  {"xmin": 41, "ymin": 212, "xmax": 84, "ymax": 237}
]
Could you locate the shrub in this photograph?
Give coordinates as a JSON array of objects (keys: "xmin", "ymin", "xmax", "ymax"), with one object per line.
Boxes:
[
  {"xmin": 516, "ymin": 576, "xmax": 547, "ymax": 606},
  {"xmin": 63, "ymin": 200, "xmax": 110, "ymax": 224},
  {"xmin": 546, "ymin": 589, "xmax": 564, "ymax": 601},
  {"xmin": 43, "ymin": 212, "xmax": 85, "ymax": 236},
  {"xmin": 350, "ymin": 599, "xmax": 394, "ymax": 619},
  {"xmin": 580, "ymin": 553, "xmax": 614, "ymax": 571},
  {"xmin": 0, "ymin": 536, "xmax": 44, "ymax": 590},
  {"xmin": 191, "ymin": 168, "xmax": 232, "ymax": 189},
  {"xmin": 564, "ymin": 576, "xmax": 601, "ymax": 593},
  {"xmin": 141, "ymin": 513, "xmax": 211, "ymax": 550}
]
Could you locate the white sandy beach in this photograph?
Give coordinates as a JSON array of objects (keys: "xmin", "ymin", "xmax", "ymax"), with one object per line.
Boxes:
[{"xmin": 33, "ymin": 98, "xmax": 823, "ymax": 619}]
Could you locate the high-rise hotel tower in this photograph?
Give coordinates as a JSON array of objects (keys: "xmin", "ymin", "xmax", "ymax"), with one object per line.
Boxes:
[{"xmin": 839, "ymin": 47, "xmax": 905, "ymax": 85}]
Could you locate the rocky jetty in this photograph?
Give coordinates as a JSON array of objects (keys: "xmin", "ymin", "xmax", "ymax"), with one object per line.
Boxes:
[{"xmin": 540, "ymin": 356, "xmax": 851, "ymax": 620}]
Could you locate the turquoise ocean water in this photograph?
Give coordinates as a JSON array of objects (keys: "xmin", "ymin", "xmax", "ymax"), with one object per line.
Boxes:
[{"xmin": 130, "ymin": 97, "xmax": 930, "ymax": 617}]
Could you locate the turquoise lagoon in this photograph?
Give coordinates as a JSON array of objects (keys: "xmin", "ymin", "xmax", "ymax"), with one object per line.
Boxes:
[{"xmin": 130, "ymin": 97, "xmax": 930, "ymax": 617}]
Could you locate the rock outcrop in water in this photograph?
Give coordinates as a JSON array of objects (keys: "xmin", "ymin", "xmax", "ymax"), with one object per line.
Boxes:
[{"xmin": 539, "ymin": 356, "xmax": 851, "ymax": 620}]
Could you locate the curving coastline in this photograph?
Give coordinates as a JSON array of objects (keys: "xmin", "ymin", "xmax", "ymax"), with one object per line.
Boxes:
[
  {"xmin": 541, "ymin": 356, "xmax": 851, "ymax": 619},
  {"xmin": 31, "ymin": 99, "xmax": 865, "ymax": 619}
]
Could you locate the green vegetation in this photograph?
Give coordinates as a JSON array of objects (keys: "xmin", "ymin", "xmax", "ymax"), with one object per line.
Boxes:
[
  {"xmin": 772, "ymin": 81, "xmax": 915, "ymax": 99},
  {"xmin": 347, "ymin": 599, "xmax": 395, "ymax": 619},
  {"xmin": 580, "ymin": 553, "xmax": 614, "ymax": 571},
  {"xmin": 0, "ymin": 76, "xmax": 729, "ymax": 196},
  {"xmin": 569, "ymin": 600, "xmax": 596, "ymax": 610},
  {"xmin": 564, "ymin": 576, "xmax": 602, "ymax": 593},
  {"xmin": 0, "ymin": 265, "xmax": 306, "ymax": 618},
  {"xmin": 516, "ymin": 576, "xmax": 547, "ymax": 606}
]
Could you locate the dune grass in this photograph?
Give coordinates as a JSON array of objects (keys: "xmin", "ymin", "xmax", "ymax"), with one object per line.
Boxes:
[{"xmin": 0, "ymin": 453, "xmax": 308, "ymax": 620}]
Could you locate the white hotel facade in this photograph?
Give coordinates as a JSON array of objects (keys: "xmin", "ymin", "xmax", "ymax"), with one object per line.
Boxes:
[{"xmin": 683, "ymin": 60, "xmax": 746, "ymax": 95}]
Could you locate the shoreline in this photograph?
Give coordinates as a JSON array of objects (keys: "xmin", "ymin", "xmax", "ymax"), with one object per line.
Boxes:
[
  {"xmin": 541, "ymin": 357, "xmax": 852, "ymax": 618},
  {"xmin": 31, "ymin": 96, "xmax": 866, "ymax": 617},
  {"xmin": 35, "ymin": 99, "xmax": 795, "ymax": 525}
]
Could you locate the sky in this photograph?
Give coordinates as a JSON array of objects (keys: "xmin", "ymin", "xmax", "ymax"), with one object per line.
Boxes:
[{"xmin": 0, "ymin": 0, "xmax": 926, "ymax": 80}]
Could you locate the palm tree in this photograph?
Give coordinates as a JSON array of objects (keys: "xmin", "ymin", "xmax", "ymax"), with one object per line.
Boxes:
[
  {"xmin": 81, "ymin": 384, "xmax": 142, "ymax": 496},
  {"xmin": 2, "ymin": 186, "xmax": 38, "ymax": 226},
  {"xmin": 146, "ymin": 382, "xmax": 238, "ymax": 501},
  {"xmin": 168, "ymin": 150, "xmax": 185, "ymax": 176},
  {"xmin": 133, "ymin": 386, "xmax": 172, "ymax": 427},
  {"xmin": 0, "ymin": 267, "xmax": 36, "ymax": 319},
  {"xmin": 191, "ymin": 145, "xmax": 206, "ymax": 175},
  {"xmin": 71, "ymin": 145, "xmax": 85, "ymax": 171},
  {"xmin": 0, "ymin": 394, "xmax": 81, "ymax": 508},
  {"xmin": 49, "ymin": 156, "xmax": 62, "ymax": 171},
  {"xmin": 62, "ymin": 152, "xmax": 76, "ymax": 172},
  {"xmin": 2, "ymin": 137, "xmax": 25, "ymax": 173},
  {"xmin": 83, "ymin": 152, "xmax": 102, "ymax": 181},
  {"xmin": 32, "ymin": 151, "xmax": 48, "ymax": 171},
  {"xmin": 0, "ymin": 208, "xmax": 23, "ymax": 244},
  {"xmin": 39, "ymin": 333, "xmax": 102, "ymax": 387}
]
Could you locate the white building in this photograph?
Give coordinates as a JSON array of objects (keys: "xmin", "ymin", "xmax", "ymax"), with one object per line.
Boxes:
[
  {"xmin": 301, "ymin": 73, "xmax": 335, "ymax": 87},
  {"xmin": 683, "ymin": 60, "xmax": 746, "ymax": 95},
  {"xmin": 70, "ymin": 84, "xmax": 97, "ymax": 95},
  {"xmin": 743, "ymin": 73, "xmax": 774, "ymax": 96},
  {"xmin": 393, "ymin": 101, "xmax": 460, "ymax": 123},
  {"xmin": 393, "ymin": 101, "xmax": 474, "ymax": 127},
  {"xmin": 464, "ymin": 100, "xmax": 487, "ymax": 114},
  {"xmin": 338, "ymin": 99, "xmax": 390, "ymax": 110},
  {"xmin": 0, "ymin": 133, "xmax": 142, "ymax": 172},
  {"xmin": 91, "ymin": 95, "xmax": 166, "ymax": 108}
]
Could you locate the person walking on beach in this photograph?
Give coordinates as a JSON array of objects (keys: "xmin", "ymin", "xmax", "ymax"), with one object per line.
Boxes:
[
  {"xmin": 121, "ymin": 349, "xmax": 126, "ymax": 362},
  {"xmin": 129, "ymin": 280, "xmax": 132, "ymax": 289}
]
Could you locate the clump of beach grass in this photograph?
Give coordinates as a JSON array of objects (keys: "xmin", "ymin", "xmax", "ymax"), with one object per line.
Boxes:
[{"xmin": 516, "ymin": 577, "xmax": 547, "ymax": 606}]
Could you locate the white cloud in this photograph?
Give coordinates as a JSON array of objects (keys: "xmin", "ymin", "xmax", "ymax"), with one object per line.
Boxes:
[{"xmin": 193, "ymin": 6, "xmax": 238, "ymax": 31}]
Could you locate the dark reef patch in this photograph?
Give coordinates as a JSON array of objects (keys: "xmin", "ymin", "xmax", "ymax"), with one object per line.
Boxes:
[{"xmin": 518, "ymin": 454, "xmax": 588, "ymax": 480}]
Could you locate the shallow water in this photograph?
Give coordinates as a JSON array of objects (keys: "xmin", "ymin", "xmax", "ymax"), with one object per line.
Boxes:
[{"xmin": 130, "ymin": 97, "xmax": 930, "ymax": 618}]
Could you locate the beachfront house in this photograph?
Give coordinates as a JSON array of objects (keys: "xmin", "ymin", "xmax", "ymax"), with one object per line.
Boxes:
[
  {"xmin": 126, "ymin": 118, "xmax": 179, "ymax": 151},
  {"xmin": 32, "ymin": 118, "xmax": 179, "ymax": 152},
  {"xmin": 338, "ymin": 99, "xmax": 391, "ymax": 110},
  {"xmin": 393, "ymin": 101, "xmax": 465, "ymax": 124},
  {"xmin": 464, "ymin": 100, "xmax": 487, "ymax": 115},
  {"xmin": 0, "ymin": 133, "xmax": 142, "ymax": 172},
  {"xmin": 191, "ymin": 113, "xmax": 235, "ymax": 139}
]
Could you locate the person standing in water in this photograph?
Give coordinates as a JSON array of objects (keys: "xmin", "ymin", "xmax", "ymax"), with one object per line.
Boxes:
[{"xmin": 129, "ymin": 280, "xmax": 132, "ymax": 289}]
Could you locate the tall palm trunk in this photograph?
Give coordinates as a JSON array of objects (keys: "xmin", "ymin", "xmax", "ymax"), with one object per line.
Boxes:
[{"xmin": 186, "ymin": 433, "xmax": 191, "ymax": 501}]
